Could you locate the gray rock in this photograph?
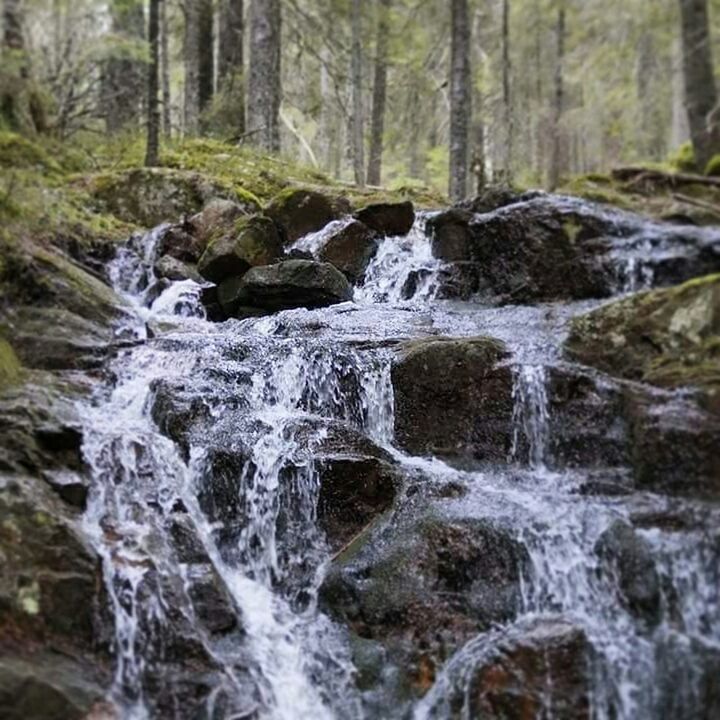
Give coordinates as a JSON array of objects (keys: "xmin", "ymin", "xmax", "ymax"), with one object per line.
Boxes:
[
  {"xmin": 318, "ymin": 220, "xmax": 379, "ymax": 283},
  {"xmin": 354, "ymin": 201, "xmax": 415, "ymax": 237}
]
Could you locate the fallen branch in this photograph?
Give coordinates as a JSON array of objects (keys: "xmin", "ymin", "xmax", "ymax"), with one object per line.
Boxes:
[
  {"xmin": 612, "ymin": 166, "xmax": 720, "ymax": 189},
  {"xmin": 671, "ymin": 192, "xmax": 720, "ymax": 215}
]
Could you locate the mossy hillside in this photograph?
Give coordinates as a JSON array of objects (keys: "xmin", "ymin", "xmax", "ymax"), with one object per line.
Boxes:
[
  {"xmin": 566, "ymin": 274, "xmax": 720, "ymax": 412},
  {"xmin": 0, "ymin": 338, "xmax": 23, "ymax": 391}
]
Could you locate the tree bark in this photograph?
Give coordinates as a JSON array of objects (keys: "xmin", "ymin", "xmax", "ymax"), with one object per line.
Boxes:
[
  {"xmin": 350, "ymin": 0, "xmax": 365, "ymax": 186},
  {"xmin": 145, "ymin": 0, "xmax": 161, "ymax": 167},
  {"xmin": 198, "ymin": 0, "xmax": 214, "ymax": 112},
  {"xmin": 548, "ymin": 5, "xmax": 565, "ymax": 191},
  {"xmin": 449, "ymin": 0, "xmax": 471, "ymax": 202},
  {"xmin": 3, "ymin": 0, "xmax": 23, "ymax": 50},
  {"xmin": 678, "ymin": 0, "xmax": 720, "ymax": 171},
  {"xmin": 501, "ymin": 0, "xmax": 512, "ymax": 181},
  {"xmin": 104, "ymin": 0, "xmax": 145, "ymax": 133},
  {"xmin": 218, "ymin": 0, "xmax": 245, "ymax": 136},
  {"xmin": 161, "ymin": 0, "xmax": 171, "ymax": 137},
  {"xmin": 183, "ymin": 0, "xmax": 200, "ymax": 134},
  {"xmin": 247, "ymin": 0, "xmax": 281, "ymax": 152},
  {"xmin": 367, "ymin": 0, "xmax": 390, "ymax": 186}
]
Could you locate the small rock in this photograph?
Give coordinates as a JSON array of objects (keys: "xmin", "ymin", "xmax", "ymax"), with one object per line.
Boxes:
[
  {"xmin": 154, "ymin": 255, "xmax": 202, "ymax": 283},
  {"xmin": 354, "ymin": 200, "xmax": 415, "ymax": 237}
]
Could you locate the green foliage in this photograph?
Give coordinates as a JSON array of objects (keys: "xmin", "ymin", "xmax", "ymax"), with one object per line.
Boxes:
[
  {"xmin": 705, "ymin": 155, "xmax": 720, "ymax": 177},
  {"xmin": 0, "ymin": 132, "xmax": 59, "ymax": 171},
  {"xmin": 668, "ymin": 142, "xmax": 697, "ymax": 173}
]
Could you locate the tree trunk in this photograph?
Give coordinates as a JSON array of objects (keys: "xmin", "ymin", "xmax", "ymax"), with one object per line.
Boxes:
[
  {"xmin": 350, "ymin": 0, "xmax": 365, "ymax": 186},
  {"xmin": 548, "ymin": 5, "xmax": 565, "ymax": 191},
  {"xmin": 247, "ymin": 0, "xmax": 281, "ymax": 152},
  {"xmin": 678, "ymin": 0, "xmax": 720, "ymax": 171},
  {"xmin": 161, "ymin": 0, "xmax": 171, "ymax": 137},
  {"xmin": 218, "ymin": 0, "xmax": 245, "ymax": 136},
  {"xmin": 183, "ymin": 0, "xmax": 200, "ymax": 134},
  {"xmin": 671, "ymin": 36, "xmax": 690, "ymax": 149},
  {"xmin": 145, "ymin": 0, "xmax": 161, "ymax": 167},
  {"xmin": 367, "ymin": 0, "xmax": 390, "ymax": 186},
  {"xmin": 198, "ymin": 0, "xmax": 214, "ymax": 112},
  {"xmin": 449, "ymin": 0, "xmax": 471, "ymax": 202},
  {"xmin": 104, "ymin": 0, "xmax": 145, "ymax": 133},
  {"xmin": 3, "ymin": 0, "xmax": 23, "ymax": 50},
  {"xmin": 501, "ymin": 0, "xmax": 512, "ymax": 182},
  {"xmin": 319, "ymin": 44, "xmax": 338, "ymax": 173}
]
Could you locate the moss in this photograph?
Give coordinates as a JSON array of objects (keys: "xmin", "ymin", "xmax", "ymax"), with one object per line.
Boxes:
[
  {"xmin": 668, "ymin": 141, "xmax": 697, "ymax": 173},
  {"xmin": 0, "ymin": 338, "xmax": 23, "ymax": 391},
  {"xmin": 0, "ymin": 132, "xmax": 58, "ymax": 171},
  {"xmin": 705, "ymin": 155, "xmax": 720, "ymax": 177}
]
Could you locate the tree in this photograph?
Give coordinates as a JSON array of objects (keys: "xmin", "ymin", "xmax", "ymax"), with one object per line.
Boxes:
[
  {"xmin": 218, "ymin": 0, "xmax": 245, "ymax": 136},
  {"xmin": 183, "ymin": 0, "xmax": 200, "ymax": 134},
  {"xmin": 247, "ymin": 0, "xmax": 281, "ymax": 152},
  {"xmin": 161, "ymin": 0, "xmax": 171, "ymax": 136},
  {"xmin": 548, "ymin": 3, "xmax": 565, "ymax": 190},
  {"xmin": 350, "ymin": 0, "xmax": 365, "ymax": 186},
  {"xmin": 449, "ymin": 0, "xmax": 471, "ymax": 202},
  {"xmin": 104, "ymin": 0, "xmax": 145, "ymax": 133},
  {"xmin": 678, "ymin": 0, "xmax": 720, "ymax": 171},
  {"xmin": 367, "ymin": 0, "xmax": 390, "ymax": 187},
  {"xmin": 198, "ymin": 0, "xmax": 214, "ymax": 113},
  {"xmin": 501, "ymin": 0, "xmax": 512, "ymax": 181},
  {"xmin": 146, "ymin": 0, "xmax": 161, "ymax": 166},
  {"xmin": 3, "ymin": 0, "xmax": 23, "ymax": 51}
]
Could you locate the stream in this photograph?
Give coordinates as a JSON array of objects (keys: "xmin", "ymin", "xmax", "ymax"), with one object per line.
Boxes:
[{"xmin": 79, "ymin": 202, "xmax": 720, "ymax": 719}]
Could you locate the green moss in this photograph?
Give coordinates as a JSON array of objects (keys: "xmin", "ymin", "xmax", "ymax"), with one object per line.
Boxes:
[
  {"xmin": 705, "ymin": 155, "xmax": 720, "ymax": 177},
  {"xmin": 0, "ymin": 132, "xmax": 58, "ymax": 171},
  {"xmin": 668, "ymin": 141, "xmax": 697, "ymax": 173},
  {"xmin": 0, "ymin": 338, "xmax": 23, "ymax": 391}
]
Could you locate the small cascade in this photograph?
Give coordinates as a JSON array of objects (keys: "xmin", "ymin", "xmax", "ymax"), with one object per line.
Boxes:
[{"xmin": 510, "ymin": 364, "xmax": 551, "ymax": 471}]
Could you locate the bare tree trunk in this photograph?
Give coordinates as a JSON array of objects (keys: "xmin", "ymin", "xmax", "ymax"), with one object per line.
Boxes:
[
  {"xmin": 548, "ymin": 5, "xmax": 565, "ymax": 191},
  {"xmin": 449, "ymin": 0, "xmax": 471, "ymax": 202},
  {"xmin": 678, "ymin": 0, "xmax": 720, "ymax": 171},
  {"xmin": 218, "ymin": 0, "xmax": 245, "ymax": 136},
  {"xmin": 146, "ymin": 0, "xmax": 161, "ymax": 167},
  {"xmin": 247, "ymin": 0, "xmax": 281, "ymax": 152},
  {"xmin": 408, "ymin": 87, "xmax": 422, "ymax": 179},
  {"xmin": 319, "ymin": 44, "xmax": 337, "ymax": 173},
  {"xmin": 183, "ymin": 0, "xmax": 200, "ymax": 134},
  {"xmin": 671, "ymin": 36, "xmax": 690, "ymax": 148},
  {"xmin": 350, "ymin": 0, "xmax": 365, "ymax": 186},
  {"xmin": 104, "ymin": 0, "xmax": 145, "ymax": 133},
  {"xmin": 161, "ymin": 0, "xmax": 171, "ymax": 137},
  {"xmin": 198, "ymin": 0, "xmax": 214, "ymax": 112},
  {"xmin": 501, "ymin": 0, "xmax": 512, "ymax": 182},
  {"xmin": 3, "ymin": 0, "xmax": 23, "ymax": 50},
  {"xmin": 367, "ymin": 0, "xmax": 390, "ymax": 186}
]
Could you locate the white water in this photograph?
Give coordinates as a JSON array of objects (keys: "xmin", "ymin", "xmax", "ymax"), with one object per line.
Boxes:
[{"xmin": 79, "ymin": 204, "xmax": 720, "ymax": 719}]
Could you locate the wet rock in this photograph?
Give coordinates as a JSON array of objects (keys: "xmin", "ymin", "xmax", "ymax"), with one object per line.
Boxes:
[
  {"xmin": 42, "ymin": 471, "xmax": 89, "ymax": 509},
  {"xmin": 595, "ymin": 520, "xmax": 661, "ymax": 626},
  {"xmin": 221, "ymin": 259, "xmax": 353, "ymax": 313},
  {"xmin": 0, "ymin": 475, "xmax": 103, "ymax": 648},
  {"xmin": 458, "ymin": 186, "xmax": 546, "ymax": 214},
  {"xmin": 188, "ymin": 198, "xmax": 249, "ymax": 247},
  {"xmin": 391, "ymin": 337, "xmax": 512, "ymax": 466},
  {"xmin": 467, "ymin": 617, "xmax": 593, "ymax": 720},
  {"xmin": 167, "ymin": 513, "xmax": 209, "ymax": 564},
  {"xmin": 317, "ymin": 220, "xmax": 379, "ymax": 283},
  {"xmin": 354, "ymin": 200, "xmax": 415, "ymax": 237},
  {"xmin": 154, "ymin": 254, "xmax": 202, "ymax": 283},
  {"xmin": 427, "ymin": 209, "xmax": 473, "ymax": 262},
  {"xmin": 623, "ymin": 390, "xmax": 720, "ymax": 499},
  {"xmin": 265, "ymin": 189, "xmax": 348, "ymax": 245},
  {"xmin": 185, "ymin": 565, "xmax": 239, "ymax": 635},
  {"xmin": 566, "ymin": 274, "xmax": 720, "ymax": 414},
  {"xmin": 156, "ymin": 224, "xmax": 204, "ymax": 263},
  {"xmin": 0, "ymin": 652, "xmax": 110, "ymax": 720},
  {"xmin": 88, "ymin": 167, "xmax": 254, "ymax": 227},
  {"xmin": 197, "ymin": 214, "xmax": 283, "ymax": 284},
  {"xmin": 320, "ymin": 514, "xmax": 529, "ymax": 695}
]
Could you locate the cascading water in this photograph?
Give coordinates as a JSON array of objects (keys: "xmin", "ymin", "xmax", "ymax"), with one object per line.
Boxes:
[{"xmin": 79, "ymin": 198, "xmax": 720, "ymax": 720}]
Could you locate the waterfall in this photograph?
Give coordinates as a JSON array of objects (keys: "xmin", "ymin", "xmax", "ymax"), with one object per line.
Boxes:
[{"xmin": 510, "ymin": 364, "xmax": 551, "ymax": 471}]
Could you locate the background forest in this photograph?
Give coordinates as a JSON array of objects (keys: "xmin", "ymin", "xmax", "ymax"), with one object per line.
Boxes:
[{"xmin": 2, "ymin": 0, "xmax": 720, "ymax": 200}]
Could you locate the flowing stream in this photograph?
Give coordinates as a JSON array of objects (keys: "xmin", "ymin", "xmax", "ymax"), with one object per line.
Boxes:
[{"xmin": 80, "ymin": 205, "xmax": 720, "ymax": 719}]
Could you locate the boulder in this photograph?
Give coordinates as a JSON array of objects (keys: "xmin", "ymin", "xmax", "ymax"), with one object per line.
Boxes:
[
  {"xmin": 566, "ymin": 274, "xmax": 720, "ymax": 414},
  {"xmin": 265, "ymin": 189, "xmax": 348, "ymax": 245},
  {"xmin": 354, "ymin": 200, "xmax": 415, "ymax": 237},
  {"xmin": 156, "ymin": 224, "xmax": 204, "ymax": 263},
  {"xmin": 467, "ymin": 618, "xmax": 594, "ymax": 720},
  {"xmin": 317, "ymin": 220, "xmax": 379, "ymax": 283},
  {"xmin": 457, "ymin": 186, "xmax": 546, "ymax": 214},
  {"xmin": 595, "ymin": 520, "xmax": 661, "ymax": 626},
  {"xmin": 154, "ymin": 255, "xmax": 202, "ymax": 283},
  {"xmin": 391, "ymin": 337, "xmax": 512, "ymax": 465},
  {"xmin": 427, "ymin": 209, "xmax": 473, "ymax": 262},
  {"xmin": 89, "ymin": 168, "xmax": 257, "ymax": 227},
  {"xmin": 188, "ymin": 198, "xmax": 249, "ymax": 247},
  {"xmin": 219, "ymin": 260, "xmax": 353, "ymax": 314},
  {"xmin": 320, "ymin": 514, "xmax": 530, "ymax": 696},
  {"xmin": 197, "ymin": 215, "xmax": 283, "ymax": 284}
]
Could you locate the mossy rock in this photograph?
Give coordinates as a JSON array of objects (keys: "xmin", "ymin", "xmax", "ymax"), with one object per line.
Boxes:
[
  {"xmin": 566, "ymin": 274, "xmax": 720, "ymax": 412},
  {"xmin": 197, "ymin": 214, "xmax": 283, "ymax": 284},
  {"xmin": 88, "ymin": 167, "xmax": 254, "ymax": 227},
  {"xmin": 705, "ymin": 155, "xmax": 720, "ymax": 177},
  {"xmin": 668, "ymin": 141, "xmax": 697, "ymax": 173}
]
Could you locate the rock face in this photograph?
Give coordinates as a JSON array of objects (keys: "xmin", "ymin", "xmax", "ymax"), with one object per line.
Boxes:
[
  {"xmin": 354, "ymin": 201, "xmax": 415, "ymax": 237},
  {"xmin": 197, "ymin": 215, "xmax": 283, "ymax": 284},
  {"xmin": 265, "ymin": 189, "xmax": 349, "ymax": 245},
  {"xmin": 467, "ymin": 618, "xmax": 594, "ymax": 720},
  {"xmin": 566, "ymin": 273, "xmax": 720, "ymax": 413},
  {"xmin": 317, "ymin": 220, "xmax": 379, "ymax": 283},
  {"xmin": 595, "ymin": 520, "xmax": 661, "ymax": 626},
  {"xmin": 320, "ymin": 515, "xmax": 530, "ymax": 696},
  {"xmin": 218, "ymin": 259, "xmax": 353, "ymax": 314},
  {"xmin": 392, "ymin": 337, "xmax": 512, "ymax": 465},
  {"xmin": 89, "ymin": 167, "xmax": 258, "ymax": 227}
]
